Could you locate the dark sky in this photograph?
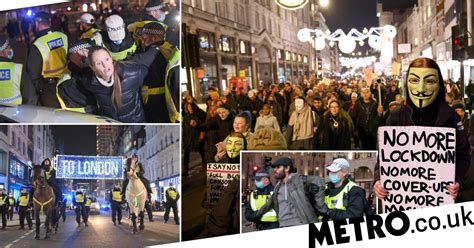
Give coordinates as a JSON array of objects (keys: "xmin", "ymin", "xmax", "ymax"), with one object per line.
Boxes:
[
  {"xmin": 51, "ymin": 126, "xmax": 96, "ymax": 156},
  {"xmin": 319, "ymin": 0, "xmax": 417, "ymax": 53}
]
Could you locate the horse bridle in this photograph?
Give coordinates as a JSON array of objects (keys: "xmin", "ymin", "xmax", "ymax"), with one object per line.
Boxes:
[{"xmin": 33, "ymin": 187, "xmax": 54, "ymax": 212}]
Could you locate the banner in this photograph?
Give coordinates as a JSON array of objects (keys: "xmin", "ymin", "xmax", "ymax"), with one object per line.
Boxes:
[
  {"xmin": 378, "ymin": 126, "xmax": 456, "ymax": 213},
  {"xmin": 56, "ymin": 155, "xmax": 124, "ymax": 180},
  {"xmin": 206, "ymin": 163, "xmax": 240, "ymax": 206},
  {"xmin": 0, "ymin": 0, "xmax": 70, "ymax": 11}
]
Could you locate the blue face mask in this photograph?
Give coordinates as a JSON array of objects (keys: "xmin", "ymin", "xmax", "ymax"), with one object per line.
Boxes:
[
  {"xmin": 158, "ymin": 13, "xmax": 166, "ymax": 22},
  {"xmin": 255, "ymin": 180, "xmax": 265, "ymax": 189},
  {"xmin": 329, "ymin": 173, "xmax": 341, "ymax": 185},
  {"xmin": 112, "ymin": 40, "xmax": 123, "ymax": 45}
]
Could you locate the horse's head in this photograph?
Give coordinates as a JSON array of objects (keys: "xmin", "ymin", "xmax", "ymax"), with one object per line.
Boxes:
[{"xmin": 32, "ymin": 165, "xmax": 47, "ymax": 188}]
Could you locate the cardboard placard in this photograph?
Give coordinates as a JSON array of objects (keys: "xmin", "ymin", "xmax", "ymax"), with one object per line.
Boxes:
[
  {"xmin": 206, "ymin": 163, "xmax": 240, "ymax": 205},
  {"xmin": 378, "ymin": 126, "xmax": 456, "ymax": 213}
]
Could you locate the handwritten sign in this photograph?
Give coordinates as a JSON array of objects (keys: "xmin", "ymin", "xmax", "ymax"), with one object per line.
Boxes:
[
  {"xmin": 56, "ymin": 155, "xmax": 124, "ymax": 180},
  {"xmin": 378, "ymin": 126, "xmax": 455, "ymax": 213},
  {"xmin": 206, "ymin": 163, "xmax": 240, "ymax": 206}
]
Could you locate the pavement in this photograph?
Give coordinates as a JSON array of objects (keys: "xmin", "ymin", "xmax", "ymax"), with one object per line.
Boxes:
[{"xmin": 0, "ymin": 210, "xmax": 179, "ymax": 248}]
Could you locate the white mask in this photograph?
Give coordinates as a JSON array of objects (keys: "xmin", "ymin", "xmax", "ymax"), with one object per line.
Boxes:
[
  {"xmin": 407, "ymin": 68, "xmax": 440, "ymax": 108},
  {"xmin": 295, "ymin": 98, "xmax": 304, "ymax": 111}
]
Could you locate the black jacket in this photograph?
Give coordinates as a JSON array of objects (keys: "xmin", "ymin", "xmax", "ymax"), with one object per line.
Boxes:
[
  {"xmin": 324, "ymin": 177, "xmax": 367, "ymax": 220},
  {"xmin": 354, "ymin": 98, "xmax": 381, "ymax": 134},
  {"xmin": 317, "ymin": 112, "xmax": 353, "ymax": 150}
]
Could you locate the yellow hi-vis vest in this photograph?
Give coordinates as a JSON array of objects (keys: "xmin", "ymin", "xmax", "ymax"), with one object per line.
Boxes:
[
  {"xmin": 76, "ymin": 194, "xmax": 84, "ymax": 203},
  {"xmin": 112, "ymin": 191, "xmax": 122, "ymax": 202},
  {"xmin": 45, "ymin": 168, "xmax": 53, "ymax": 180},
  {"xmin": 250, "ymin": 191, "xmax": 278, "ymax": 223},
  {"xmin": 85, "ymin": 198, "xmax": 92, "ymax": 207},
  {"xmin": 19, "ymin": 195, "xmax": 29, "ymax": 207},
  {"xmin": 167, "ymin": 188, "xmax": 177, "ymax": 200},
  {"xmin": 55, "ymin": 73, "xmax": 87, "ymax": 113},
  {"xmin": 91, "ymin": 32, "xmax": 138, "ymax": 61},
  {"xmin": 0, "ymin": 61, "xmax": 23, "ymax": 105},
  {"xmin": 33, "ymin": 31, "xmax": 69, "ymax": 78},
  {"xmin": 8, "ymin": 197, "xmax": 14, "ymax": 205},
  {"xmin": 324, "ymin": 180, "xmax": 359, "ymax": 211},
  {"xmin": 141, "ymin": 43, "xmax": 180, "ymax": 123},
  {"xmin": 0, "ymin": 195, "xmax": 6, "ymax": 206},
  {"xmin": 128, "ymin": 21, "xmax": 168, "ymax": 51},
  {"xmin": 80, "ymin": 27, "xmax": 100, "ymax": 40}
]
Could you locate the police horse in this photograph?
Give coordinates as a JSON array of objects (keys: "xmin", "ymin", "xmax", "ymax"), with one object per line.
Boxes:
[
  {"xmin": 125, "ymin": 167, "xmax": 147, "ymax": 234},
  {"xmin": 32, "ymin": 166, "xmax": 57, "ymax": 239}
]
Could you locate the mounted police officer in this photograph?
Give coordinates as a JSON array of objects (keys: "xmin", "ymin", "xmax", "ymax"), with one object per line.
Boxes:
[
  {"xmin": 16, "ymin": 188, "xmax": 33, "ymax": 230},
  {"xmin": 245, "ymin": 169, "xmax": 279, "ymax": 230},
  {"xmin": 26, "ymin": 11, "xmax": 69, "ymax": 108},
  {"xmin": 110, "ymin": 184, "xmax": 123, "ymax": 225},
  {"xmin": 29, "ymin": 158, "xmax": 62, "ymax": 205},
  {"xmin": 91, "ymin": 15, "xmax": 138, "ymax": 61},
  {"xmin": 140, "ymin": 22, "xmax": 180, "ymax": 123},
  {"xmin": 0, "ymin": 35, "xmax": 37, "ymax": 105}
]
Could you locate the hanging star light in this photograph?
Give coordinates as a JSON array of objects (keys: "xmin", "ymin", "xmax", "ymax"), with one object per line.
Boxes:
[
  {"xmin": 274, "ymin": 0, "xmax": 309, "ymax": 10},
  {"xmin": 297, "ymin": 25, "xmax": 397, "ymax": 54}
]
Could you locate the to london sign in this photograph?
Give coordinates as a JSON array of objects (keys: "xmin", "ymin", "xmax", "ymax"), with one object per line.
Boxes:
[{"xmin": 56, "ymin": 155, "xmax": 124, "ymax": 180}]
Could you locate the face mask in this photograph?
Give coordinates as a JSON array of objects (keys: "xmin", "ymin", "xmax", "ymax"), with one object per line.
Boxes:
[
  {"xmin": 112, "ymin": 40, "xmax": 123, "ymax": 45},
  {"xmin": 157, "ymin": 12, "xmax": 166, "ymax": 22},
  {"xmin": 407, "ymin": 67, "xmax": 440, "ymax": 108},
  {"xmin": 329, "ymin": 173, "xmax": 341, "ymax": 184},
  {"xmin": 7, "ymin": 49, "xmax": 13, "ymax": 60},
  {"xmin": 226, "ymin": 136, "xmax": 244, "ymax": 158},
  {"xmin": 255, "ymin": 180, "xmax": 265, "ymax": 189},
  {"xmin": 295, "ymin": 99, "xmax": 304, "ymax": 111}
]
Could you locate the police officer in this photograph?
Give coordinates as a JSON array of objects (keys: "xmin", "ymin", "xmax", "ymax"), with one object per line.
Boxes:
[
  {"xmin": 0, "ymin": 35, "xmax": 37, "ymax": 105},
  {"xmin": 163, "ymin": 183, "xmax": 179, "ymax": 225},
  {"xmin": 16, "ymin": 188, "xmax": 33, "ymax": 230},
  {"xmin": 76, "ymin": 13, "xmax": 100, "ymax": 40},
  {"xmin": 128, "ymin": 0, "xmax": 169, "ymax": 50},
  {"xmin": 73, "ymin": 190, "xmax": 87, "ymax": 227},
  {"xmin": 145, "ymin": 197, "xmax": 154, "ymax": 222},
  {"xmin": 0, "ymin": 187, "xmax": 9, "ymax": 229},
  {"xmin": 84, "ymin": 195, "xmax": 92, "ymax": 224},
  {"xmin": 42, "ymin": 158, "xmax": 62, "ymax": 202},
  {"xmin": 110, "ymin": 184, "xmax": 123, "ymax": 225},
  {"xmin": 140, "ymin": 22, "xmax": 180, "ymax": 122},
  {"xmin": 91, "ymin": 15, "xmax": 138, "ymax": 61},
  {"xmin": 7, "ymin": 193, "xmax": 14, "ymax": 221},
  {"xmin": 60, "ymin": 198, "xmax": 67, "ymax": 222},
  {"xmin": 244, "ymin": 169, "xmax": 279, "ymax": 230},
  {"xmin": 323, "ymin": 158, "xmax": 370, "ymax": 220},
  {"xmin": 26, "ymin": 12, "xmax": 69, "ymax": 108}
]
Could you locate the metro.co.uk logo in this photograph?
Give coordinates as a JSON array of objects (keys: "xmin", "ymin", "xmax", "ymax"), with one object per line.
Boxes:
[
  {"xmin": 47, "ymin": 38, "xmax": 64, "ymax": 50},
  {"xmin": 0, "ymin": 69, "xmax": 11, "ymax": 81}
]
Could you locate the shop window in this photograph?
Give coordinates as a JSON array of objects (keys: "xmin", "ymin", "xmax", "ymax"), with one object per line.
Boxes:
[
  {"xmin": 240, "ymin": 40, "xmax": 250, "ymax": 55},
  {"xmin": 198, "ymin": 31, "xmax": 215, "ymax": 51},
  {"xmin": 219, "ymin": 35, "xmax": 235, "ymax": 53}
]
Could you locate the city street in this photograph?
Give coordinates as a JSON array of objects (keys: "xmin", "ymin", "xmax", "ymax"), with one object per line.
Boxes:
[{"xmin": 0, "ymin": 210, "xmax": 179, "ymax": 248}]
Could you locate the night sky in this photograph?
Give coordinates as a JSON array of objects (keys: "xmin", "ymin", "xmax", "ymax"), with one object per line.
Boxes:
[
  {"xmin": 319, "ymin": 0, "xmax": 417, "ymax": 53},
  {"xmin": 51, "ymin": 126, "xmax": 97, "ymax": 156}
]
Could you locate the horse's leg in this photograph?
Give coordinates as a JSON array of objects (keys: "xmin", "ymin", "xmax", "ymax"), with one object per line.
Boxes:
[
  {"xmin": 131, "ymin": 212, "xmax": 137, "ymax": 234},
  {"xmin": 34, "ymin": 209, "xmax": 40, "ymax": 239},
  {"xmin": 44, "ymin": 209, "xmax": 51, "ymax": 239},
  {"xmin": 138, "ymin": 210, "xmax": 144, "ymax": 231}
]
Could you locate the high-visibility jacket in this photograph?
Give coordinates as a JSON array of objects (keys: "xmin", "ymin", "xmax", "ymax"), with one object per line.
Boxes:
[
  {"xmin": 75, "ymin": 193, "xmax": 84, "ymax": 204},
  {"xmin": 166, "ymin": 188, "xmax": 177, "ymax": 201},
  {"xmin": 8, "ymin": 197, "xmax": 14, "ymax": 206},
  {"xmin": 91, "ymin": 32, "xmax": 138, "ymax": 61},
  {"xmin": 56, "ymin": 73, "xmax": 87, "ymax": 113},
  {"xmin": 0, "ymin": 61, "xmax": 23, "ymax": 105},
  {"xmin": 45, "ymin": 168, "xmax": 54, "ymax": 181},
  {"xmin": 324, "ymin": 180, "xmax": 359, "ymax": 211},
  {"xmin": 80, "ymin": 27, "xmax": 100, "ymax": 40},
  {"xmin": 0, "ymin": 194, "xmax": 7, "ymax": 206},
  {"xmin": 250, "ymin": 192, "xmax": 278, "ymax": 223},
  {"xmin": 85, "ymin": 198, "xmax": 92, "ymax": 207},
  {"xmin": 33, "ymin": 31, "xmax": 69, "ymax": 78},
  {"xmin": 18, "ymin": 195, "xmax": 29, "ymax": 207},
  {"xmin": 112, "ymin": 191, "xmax": 122, "ymax": 202},
  {"xmin": 141, "ymin": 43, "xmax": 180, "ymax": 122},
  {"xmin": 128, "ymin": 20, "xmax": 168, "ymax": 50}
]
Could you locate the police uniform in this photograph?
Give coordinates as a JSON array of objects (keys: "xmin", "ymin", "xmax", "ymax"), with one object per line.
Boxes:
[
  {"xmin": 73, "ymin": 191, "xmax": 87, "ymax": 226},
  {"xmin": 91, "ymin": 15, "xmax": 138, "ymax": 61},
  {"xmin": 0, "ymin": 190, "xmax": 9, "ymax": 229},
  {"xmin": 244, "ymin": 170, "xmax": 279, "ymax": 230},
  {"xmin": 0, "ymin": 36, "xmax": 37, "ymax": 105},
  {"xmin": 26, "ymin": 12, "xmax": 69, "ymax": 108},
  {"xmin": 7, "ymin": 195, "xmax": 14, "ymax": 220},
  {"xmin": 84, "ymin": 197, "xmax": 92, "ymax": 223},
  {"xmin": 16, "ymin": 189, "xmax": 33, "ymax": 229},
  {"xmin": 77, "ymin": 13, "xmax": 100, "ymax": 40},
  {"xmin": 140, "ymin": 23, "xmax": 180, "ymax": 123},
  {"xmin": 163, "ymin": 185, "xmax": 179, "ymax": 224},
  {"xmin": 110, "ymin": 187, "xmax": 123, "ymax": 225}
]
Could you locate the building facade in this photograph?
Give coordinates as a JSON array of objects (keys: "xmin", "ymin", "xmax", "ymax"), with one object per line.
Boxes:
[
  {"xmin": 96, "ymin": 125, "xmax": 120, "ymax": 156},
  {"xmin": 182, "ymin": 0, "xmax": 332, "ymax": 102}
]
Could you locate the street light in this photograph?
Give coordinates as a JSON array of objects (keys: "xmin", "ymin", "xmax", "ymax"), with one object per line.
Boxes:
[{"xmin": 319, "ymin": 0, "xmax": 329, "ymax": 8}]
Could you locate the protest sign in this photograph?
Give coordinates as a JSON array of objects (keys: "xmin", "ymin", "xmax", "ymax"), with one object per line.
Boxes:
[
  {"xmin": 378, "ymin": 126, "xmax": 456, "ymax": 213},
  {"xmin": 56, "ymin": 155, "xmax": 124, "ymax": 180},
  {"xmin": 206, "ymin": 163, "xmax": 240, "ymax": 205}
]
